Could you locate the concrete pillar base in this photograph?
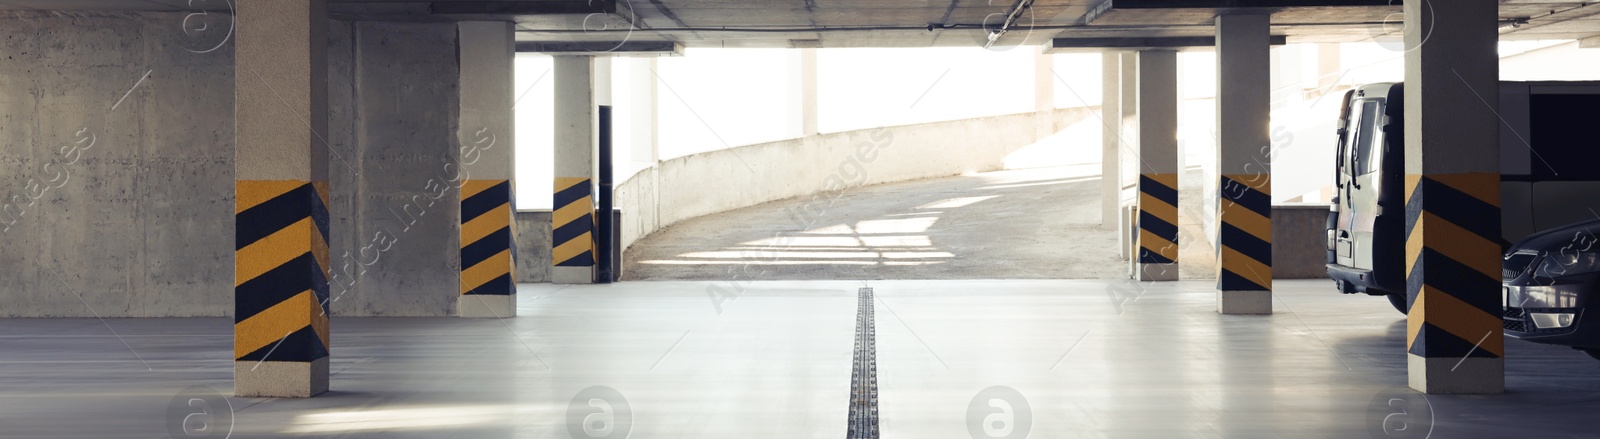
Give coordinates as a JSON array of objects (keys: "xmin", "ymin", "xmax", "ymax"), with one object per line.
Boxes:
[
  {"xmin": 1135, "ymin": 263, "xmax": 1179, "ymax": 282},
  {"xmin": 458, "ymin": 294, "xmax": 517, "ymax": 318},
  {"xmin": 1408, "ymin": 354, "xmax": 1504, "ymax": 394},
  {"xmin": 1217, "ymin": 290, "xmax": 1272, "ymax": 315},
  {"xmin": 234, "ymin": 358, "xmax": 328, "ymax": 398},
  {"xmin": 551, "ymin": 266, "xmax": 594, "ymax": 284}
]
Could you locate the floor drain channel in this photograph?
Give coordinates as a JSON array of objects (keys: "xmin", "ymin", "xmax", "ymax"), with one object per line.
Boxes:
[{"xmin": 848, "ymin": 287, "xmax": 879, "ymax": 438}]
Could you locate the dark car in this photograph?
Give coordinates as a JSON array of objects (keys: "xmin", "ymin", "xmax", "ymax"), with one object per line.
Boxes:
[{"xmin": 1503, "ymin": 218, "xmax": 1600, "ymax": 360}]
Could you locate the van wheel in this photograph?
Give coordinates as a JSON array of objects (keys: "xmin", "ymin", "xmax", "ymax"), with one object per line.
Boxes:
[
  {"xmin": 1387, "ymin": 292, "xmax": 1409, "ymax": 314},
  {"xmin": 1583, "ymin": 349, "xmax": 1600, "ymax": 361}
]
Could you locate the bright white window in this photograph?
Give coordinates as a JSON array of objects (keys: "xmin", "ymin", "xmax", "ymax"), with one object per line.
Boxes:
[
  {"xmin": 817, "ymin": 47, "xmax": 1033, "ymax": 133},
  {"xmin": 655, "ymin": 48, "xmax": 792, "ymax": 160},
  {"xmin": 513, "ymin": 54, "xmax": 555, "ymax": 210},
  {"xmin": 1052, "ymin": 53, "xmax": 1101, "ymax": 108}
]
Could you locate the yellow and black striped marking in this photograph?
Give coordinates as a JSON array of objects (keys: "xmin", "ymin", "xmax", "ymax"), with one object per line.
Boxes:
[
  {"xmin": 1217, "ymin": 174, "xmax": 1272, "ymax": 291},
  {"xmin": 553, "ymin": 177, "xmax": 596, "ymax": 267},
  {"xmin": 462, "ymin": 180, "xmax": 515, "ymax": 295},
  {"xmin": 235, "ymin": 180, "xmax": 331, "ymax": 363},
  {"xmin": 1138, "ymin": 173, "xmax": 1180, "ymax": 265},
  {"xmin": 1404, "ymin": 173, "xmax": 1503, "ymax": 359}
]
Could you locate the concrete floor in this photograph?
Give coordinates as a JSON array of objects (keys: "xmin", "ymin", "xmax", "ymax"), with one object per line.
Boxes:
[
  {"xmin": 624, "ymin": 164, "xmax": 1217, "ymax": 281},
  {"xmin": 2, "ymin": 280, "xmax": 1597, "ymax": 438}
]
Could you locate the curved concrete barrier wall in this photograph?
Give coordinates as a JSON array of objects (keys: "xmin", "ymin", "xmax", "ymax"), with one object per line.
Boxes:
[
  {"xmin": 515, "ymin": 107, "xmax": 1098, "ymax": 282},
  {"xmin": 615, "ymin": 108, "xmax": 1097, "ymax": 258}
]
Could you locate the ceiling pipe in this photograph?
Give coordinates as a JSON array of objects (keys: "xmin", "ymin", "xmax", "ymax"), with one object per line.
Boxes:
[
  {"xmin": 1500, "ymin": 2, "xmax": 1599, "ymax": 35},
  {"xmin": 517, "ymin": 21, "xmax": 1395, "ymax": 34},
  {"xmin": 983, "ymin": 0, "xmax": 1035, "ymax": 49}
]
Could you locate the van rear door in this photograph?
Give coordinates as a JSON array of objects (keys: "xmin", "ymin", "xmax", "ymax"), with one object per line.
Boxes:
[{"xmin": 1336, "ymin": 98, "xmax": 1385, "ymax": 268}]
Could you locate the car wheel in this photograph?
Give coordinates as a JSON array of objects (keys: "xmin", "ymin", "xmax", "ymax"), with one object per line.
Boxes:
[
  {"xmin": 1583, "ymin": 349, "xmax": 1600, "ymax": 361},
  {"xmin": 1387, "ymin": 291, "xmax": 1409, "ymax": 314}
]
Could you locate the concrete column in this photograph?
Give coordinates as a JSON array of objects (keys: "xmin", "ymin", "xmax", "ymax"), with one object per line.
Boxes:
[
  {"xmin": 1035, "ymin": 50, "xmax": 1054, "ymax": 112},
  {"xmin": 1034, "ymin": 50, "xmax": 1056, "ymax": 138},
  {"xmin": 1214, "ymin": 14, "xmax": 1274, "ymax": 315},
  {"xmin": 1119, "ymin": 53, "xmax": 1139, "ymax": 262},
  {"xmin": 552, "ymin": 56, "xmax": 598, "ymax": 284},
  {"xmin": 1269, "ymin": 45, "xmax": 1300, "ymax": 111},
  {"xmin": 788, "ymin": 48, "xmax": 818, "ymax": 137},
  {"xmin": 631, "ymin": 58, "xmax": 659, "ymax": 166},
  {"xmin": 1404, "ymin": 0, "xmax": 1504, "ymax": 394},
  {"xmin": 634, "ymin": 58, "xmax": 662, "ymax": 241},
  {"xmin": 1119, "ymin": 52, "xmax": 1137, "ymax": 173},
  {"xmin": 1119, "ymin": 54, "xmax": 1138, "ymax": 121},
  {"xmin": 592, "ymin": 56, "xmax": 614, "ymax": 281},
  {"xmin": 1101, "ymin": 51, "xmax": 1122, "ymax": 230},
  {"xmin": 233, "ymin": 0, "xmax": 329, "ymax": 398},
  {"xmin": 1316, "ymin": 43, "xmax": 1341, "ymax": 91},
  {"xmin": 456, "ymin": 21, "xmax": 517, "ymax": 317},
  {"xmin": 1134, "ymin": 50, "xmax": 1179, "ymax": 281},
  {"xmin": 595, "ymin": 57, "xmax": 613, "ymax": 107}
]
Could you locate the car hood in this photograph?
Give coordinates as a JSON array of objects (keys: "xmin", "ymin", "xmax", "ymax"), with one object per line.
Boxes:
[{"xmin": 1508, "ymin": 218, "xmax": 1600, "ymax": 254}]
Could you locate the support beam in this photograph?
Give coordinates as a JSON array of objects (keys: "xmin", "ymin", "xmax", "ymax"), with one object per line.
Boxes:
[
  {"xmin": 515, "ymin": 41, "xmax": 684, "ymax": 56},
  {"xmin": 430, "ymin": 0, "xmax": 617, "ymax": 15},
  {"xmin": 631, "ymin": 58, "xmax": 661, "ymax": 259},
  {"xmin": 1581, "ymin": 35, "xmax": 1600, "ymax": 48},
  {"xmin": 594, "ymin": 57, "xmax": 615, "ymax": 282},
  {"xmin": 1316, "ymin": 43, "xmax": 1341, "ymax": 91},
  {"xmin": 1044, "ymin": 35, "xmax": 1287, "ymax": 53},
  {"xmin": 457, "ymin": 21, "xmax": 517, "ymax": 317},
  {"xmin": 632, "ymin": 58, "xmax": 660, "ymax": 168},
  {"xmin": 788, "ymin": 48, "xmax": 818, "ymax": 138},
  {"xmin": 1101, "ymin": 51, "xmax": 1123, "ymax": 230},
  {"xmin": 1118, "ymin": 52, "xmax": 1138, "ymax": 261},
  {"xmin": 1083, "ymin": 0, "xmax": 1396, "ymax": 25},
  {"xmin": 233, "ymin": 0, "xmax": 330, "ymax": 398},
  {"xmin": 552, "ymin": 56, "xmax": 598, "ymax": 284},
  {"xmin": 1214, "ymin": 14, "xmax": 1274, "ymax": 315},
  {"xmin": 1404, "ymin": 0, "xmax": 1504, "ymax": 394},
  {"xmin": 1035, "ymin": 50, "xmax": 1054, "ymax": 113},
  {"xmin": 1034, "ymin": 49, "xmax": 1056, "ymax": 138},
  {"xmin": 1134, "ymin": 50, "xmax": 1179, "ymax": 281}
]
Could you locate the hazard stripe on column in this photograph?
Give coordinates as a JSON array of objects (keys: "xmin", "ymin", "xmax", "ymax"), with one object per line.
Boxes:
[
  {"xmin": 235, "ymin": 181, "xmax": 331, "ymax": 362},
  {"xmin": 1138, "ymin": 173, "xmax": 1180, "ymax": 264},
  {"xmin": 1404, "ymin": 173, "xmax": 1503, "ymax": 359},
  {"xmin": 462, "ymin": 180, "xmax": 515, "ymax": 295},
  {"xmin": 553, "ymin": 177, "xmax": 596, "ymax": 267},
  {"xmin": 1217, "ymin": 174, "xmax": 1272, "ymax": 291}
]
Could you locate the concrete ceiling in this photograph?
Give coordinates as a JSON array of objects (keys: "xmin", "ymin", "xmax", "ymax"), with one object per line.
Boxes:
[
  {"xmin": 2, "ymin": 0, "xmax": 1598, "ymax": 49},
  {"xmin": 503, "ymin": 0, "xmax": 1600, "ymax": 49}
]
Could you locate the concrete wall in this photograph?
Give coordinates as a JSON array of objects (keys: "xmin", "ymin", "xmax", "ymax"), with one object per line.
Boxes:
[
  {"xmin": 513, "ymin": 211, "xmax": 553, "ymax": 283},
  {"xmin": 1, "ymin": 13, "xmax": 476, "ymax": 317},
  {"xmin": 0, "ymin": 12, "xmax": 235, "ymax": 317},
  {"xmin": 1271, "ymin": 203, "xmax": 1332, "ymax": 279}
]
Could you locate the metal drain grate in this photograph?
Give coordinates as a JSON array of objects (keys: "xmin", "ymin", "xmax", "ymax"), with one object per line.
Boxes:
[{"xmin": 848, "ymin": 287, "xmax": 879, "ymax": 439}]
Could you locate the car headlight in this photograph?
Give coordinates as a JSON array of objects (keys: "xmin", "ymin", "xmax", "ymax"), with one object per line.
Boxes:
[
  {"xmin": 1530, "ymin": 312, "xmax": 1576, "ymax": 329},
  {"xmin": 1534, "ymin": 251, "xmax": 1600, "ymax": 278}
]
